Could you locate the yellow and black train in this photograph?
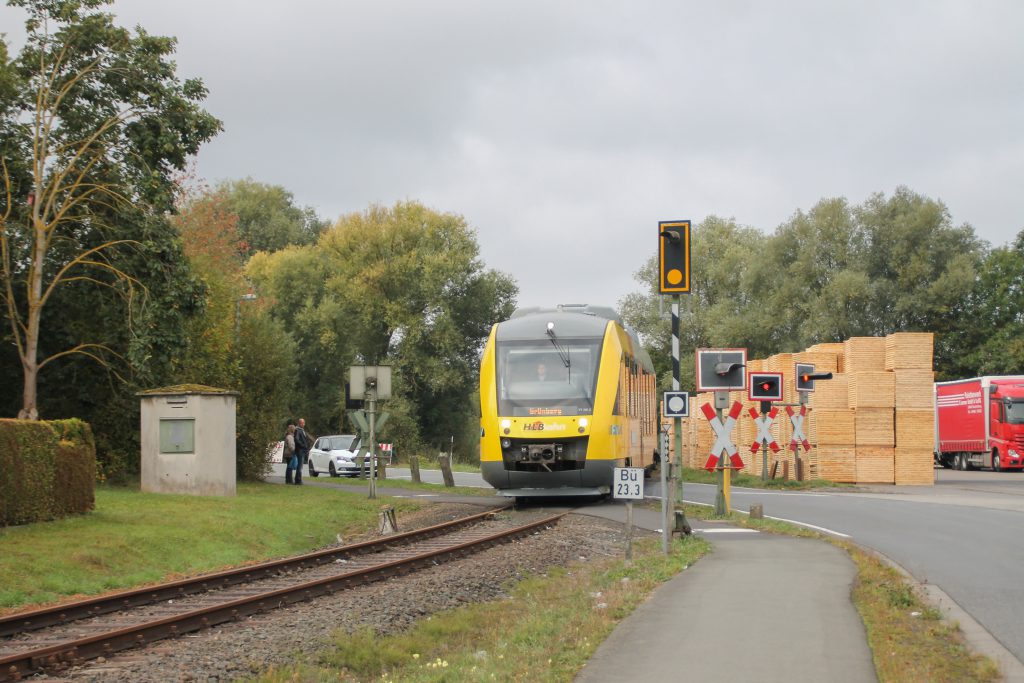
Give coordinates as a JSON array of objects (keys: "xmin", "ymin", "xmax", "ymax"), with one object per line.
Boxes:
[{"xmin": 479, "ymin": 304, "xmax": 659, "ymax": 497}]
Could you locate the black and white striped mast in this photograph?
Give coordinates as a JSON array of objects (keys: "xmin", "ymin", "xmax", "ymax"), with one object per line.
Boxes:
[
  {"xmin": 658, "ymin": 220, "xmax": 692, "ymax": 542},
  {"xmin": 671, "ymin": 299, "xmax": 684, "ymax": 504}
]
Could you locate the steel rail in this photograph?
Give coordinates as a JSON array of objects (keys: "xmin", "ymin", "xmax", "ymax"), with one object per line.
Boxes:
[
  {"xmin": 0, "ymin": 512, "xmax": 562, "ymax": 682},
  {"xmin": 0, "ymin": 504, "xmax": 508, "ymax": 638}
]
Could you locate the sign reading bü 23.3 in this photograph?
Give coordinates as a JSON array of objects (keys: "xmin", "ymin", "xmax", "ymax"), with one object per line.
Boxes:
[{"xmin": 613, "ymin": 467, "xmax": 644, "ymax": 500}]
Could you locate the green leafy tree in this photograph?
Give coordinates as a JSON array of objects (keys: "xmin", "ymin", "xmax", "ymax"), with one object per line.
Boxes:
[
  {"xmin": 249, "ymin": 201, "xmax": 517, "ymax": 458},
  {"xmin": 218, "ymin": 178, "xmax": 326, "ymax": 253},
  {"xmin": 943, "ymin": 230, "xmax": 1024, "ymax": 378},
  {"xmin": 855, "ymin": 188, "xmax": 981, "ymax": 335},
  {"xmin": 0, "ymin": 0, "xmax": 220, "ymax": 419}
]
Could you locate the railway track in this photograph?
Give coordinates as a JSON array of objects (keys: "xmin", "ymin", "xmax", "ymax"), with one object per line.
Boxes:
[{"xmin": 0, "ymin": 507, "xmax": 563, "ymax": 682}]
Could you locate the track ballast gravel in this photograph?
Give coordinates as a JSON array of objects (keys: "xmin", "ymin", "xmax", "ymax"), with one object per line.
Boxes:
[{"xmin": 46, "ymin": 504, "xmax": 640, "ymax": 683}]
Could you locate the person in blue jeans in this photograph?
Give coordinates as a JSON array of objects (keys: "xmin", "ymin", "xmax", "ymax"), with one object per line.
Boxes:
[
  {"xmin": 293, "ymin": 418, "xmax": 311, "ymax": 485},
  {"xmin": 283, "ymin": 424, "xmax": 297, "ymax": 484}
]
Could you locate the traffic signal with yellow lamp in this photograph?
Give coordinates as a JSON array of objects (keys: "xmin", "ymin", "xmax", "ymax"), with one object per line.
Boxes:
[{"xmin": 658, "ymin": 220, "xmax": 691, "ymax": 293}]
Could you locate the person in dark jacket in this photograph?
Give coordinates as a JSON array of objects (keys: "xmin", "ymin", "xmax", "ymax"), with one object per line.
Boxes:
[
  {"xmin": 293, "ymin": 418, "xmax": 311, "ymax": 485},
  {"xmin": 283, "ymin": 424, "xmax": 297, "ymax": 484}
]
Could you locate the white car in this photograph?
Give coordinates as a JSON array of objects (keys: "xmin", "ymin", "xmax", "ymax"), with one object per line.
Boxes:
[{"xmin": 307, "ymin": 434, "xmax": 380, "ymax": 477}]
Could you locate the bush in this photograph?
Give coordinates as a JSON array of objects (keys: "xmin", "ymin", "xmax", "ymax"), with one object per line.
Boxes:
[
  {"xmin": 0, "ymin": 418, "xmax": 96, "ymax": 526},
  {"xmin": 234, "ymin": 310, "xmax": 297, "ymax": 480}
]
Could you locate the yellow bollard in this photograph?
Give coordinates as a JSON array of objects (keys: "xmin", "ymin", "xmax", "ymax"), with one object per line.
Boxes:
[{"xmin": 723, "ymin": 466, "xmax": 732, "ymax": 512}]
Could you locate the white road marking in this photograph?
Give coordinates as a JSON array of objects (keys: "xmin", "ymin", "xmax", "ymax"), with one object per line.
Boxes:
[
  {"xmin": 696, "ymin": 528, "xmax": 759, "ymax": 534},
  {"xmin": 650, "ymin": 494, "xmax": 852, "ymax": 538}
]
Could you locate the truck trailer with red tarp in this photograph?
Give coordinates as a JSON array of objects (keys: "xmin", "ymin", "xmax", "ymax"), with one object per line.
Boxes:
[{"xmin": 934, "ymin": 376, "xmax": 1024, "ymax": 470}]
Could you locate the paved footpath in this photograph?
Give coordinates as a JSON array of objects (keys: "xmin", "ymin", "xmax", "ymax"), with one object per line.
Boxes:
[{"xmin": 575, "ymin": 512, "xmax": 877, "ymax": 683}]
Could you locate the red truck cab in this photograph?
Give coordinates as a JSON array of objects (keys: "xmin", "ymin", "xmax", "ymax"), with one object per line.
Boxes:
[{"xmin": 935, "ymin": 376, "xmax": 1024, "ymax": 471}]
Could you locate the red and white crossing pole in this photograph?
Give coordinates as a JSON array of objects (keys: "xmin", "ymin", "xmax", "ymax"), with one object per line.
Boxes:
[
  {"xmin": 702, "ymin": 398, "xmax": 743, "ymax": 516},
  {"xmin": 750, "ymin": 405, "xmax": 781, "ymax": 480},
  {"xmin": 786, "ymin": 404, "xmax": 811, "ymax": 481}
]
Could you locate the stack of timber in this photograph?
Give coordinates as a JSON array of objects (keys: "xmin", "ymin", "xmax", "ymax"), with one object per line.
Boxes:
[
  {"xmin": 687, "ymin": 332, "xmax": 935, "ymax": 484},
  {"xmin": 889, "ymin": 333, "xmax": 935, "ymax": 484}
]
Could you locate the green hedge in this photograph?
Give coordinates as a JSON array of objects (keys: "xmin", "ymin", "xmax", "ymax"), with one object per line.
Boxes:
[{"xmin": 0, "ymin": 418, "xmax": 96, "ymax": 526}]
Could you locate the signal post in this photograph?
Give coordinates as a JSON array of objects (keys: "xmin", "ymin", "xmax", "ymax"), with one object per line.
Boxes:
[
  {"xmin": 696, "ymin": 349, "xmax": 747, "ymax": 517},
  {"xmin": 658, "ymin": 220, "xmax": 691, "ymax": 543},
  {"xmin": 793, "ymin": 363, "xmax": 833, "ymax": 481},
  {"xmin": 748, "ymin": 372, "xmax": 783, "ymax": 481},
  {"xmin": 349, "ymin": 365, "xmax": 392, "ymax": 499}
]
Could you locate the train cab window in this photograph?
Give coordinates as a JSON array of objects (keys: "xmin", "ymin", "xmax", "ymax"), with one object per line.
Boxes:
[{"xmin": 495, "ymin": 338, "xmax": 602, "ymax": 416}]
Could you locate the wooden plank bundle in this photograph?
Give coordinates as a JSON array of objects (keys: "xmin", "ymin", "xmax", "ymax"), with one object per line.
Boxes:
[
  {"xmin": 857, "ymin": 447, "xmax": 895, "ymax": 483},
  {"xmin": 895, "ymin": 448, "xmax": 935, "ymax": 485},
  {"xmin": 794, "ymin": 350, "xmax": 840, "ymax": 374},
  {"xmin": 894, "ymin": 410, "xmax": 934, "ymax": 445},
  {"xmin": 894, "ymin": 370, "xmax": 935, "ymax": 409},
  {"xmin": 843, "ymin": 337, "xmax": 887, "ymax": 372},
  {"xmin": 811, "ymin": 344, "xmax": 846, "ymax": 373},
  {"xmin": 855, "ymin": 408, "xmax": 894, "ymax": 446},
  {"xmin": 808, "ymin": 373, "xmax": 848, "ymax": 410},
  {"xmin": 848, "ymin": 371, "xmax": 895, "ymax": 408},
  {"xmin": 817, "ymin": 446, "xmax": 856, "ymax": 483},
  {"xmin": 885, "ymin": 333, "xmax": 934, "ymax": 370},
  {"xmin": 811, "ymin": 409, "xmax": 855, "ymax": 444}
]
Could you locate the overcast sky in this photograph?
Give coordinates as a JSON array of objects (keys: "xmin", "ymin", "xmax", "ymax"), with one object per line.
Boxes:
[{"xmin": 3, "ymin": 1, "xmax": 1022, "ymax": 310}]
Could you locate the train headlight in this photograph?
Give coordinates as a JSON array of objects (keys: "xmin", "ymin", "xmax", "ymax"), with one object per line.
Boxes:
[
  {"xmin": 501, "ymin": 438, "xmax": 512, "ymax": 449},
  {"xmin": 501, "ymin": 419, "xmax": 511, "ymax": 435},
  {"xmin": 578, "ymin": 417, "xmax": 588, "ymax": 433}
]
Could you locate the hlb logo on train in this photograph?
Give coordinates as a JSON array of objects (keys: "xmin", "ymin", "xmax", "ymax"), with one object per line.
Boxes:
[
  {"xmin": 613, "ymin": 467, "xmax": 644, "ymax": 500},
  {"xmin": 523, "ymin": 421, "xmax": 567, "ymax": 431}
]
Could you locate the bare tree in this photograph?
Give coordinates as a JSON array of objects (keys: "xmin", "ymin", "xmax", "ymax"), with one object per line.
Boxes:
[{"xmin": 0, "ymin": 0, "xmax": 220, "ymax": 419}]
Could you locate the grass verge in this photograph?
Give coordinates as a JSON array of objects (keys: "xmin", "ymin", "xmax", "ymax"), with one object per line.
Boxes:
[
  {"xmin": 250, "ymin": 535, "xmax": 711, "ymax": 682},
  {"xmin": 0, "ymin": 482, "xmax": 424, "ymax": 612},
  {"xmin": 682, "ymin": 504, "xmax": 1000, "ymax": 682},
  {"xmin": 679, "ymin": 466, "xmax": 848, "ymax": 490},
  {"xmin": 341, "ymin": 475, "xmax": 495, "ymax": 496}
]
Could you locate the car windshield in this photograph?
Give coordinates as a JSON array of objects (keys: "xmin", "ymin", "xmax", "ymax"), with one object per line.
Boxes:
[
  {"xmin": 495, "ymin": 338, "xmax": 602, "ymax": 416},
  {"xmin": 1006, "ymin": 401, "xmax": 1024, "ymax": 425},
  {"xmin": 327, "ymin": 436, "xmax": 357, "ymax": 451}
]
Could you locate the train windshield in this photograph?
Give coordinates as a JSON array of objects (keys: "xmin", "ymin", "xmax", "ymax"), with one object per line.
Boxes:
[
  {"xmin": 1006, "ymin": 400, "xmax": 1024, "ymax": 424},
  {"xmin": 495, "ymin": 338, "xmax": 602, "ymax": 416}
]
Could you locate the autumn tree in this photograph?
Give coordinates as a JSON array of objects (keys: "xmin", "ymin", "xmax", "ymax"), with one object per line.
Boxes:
[
  {"xmin": 248, "ymin": 201, "xmax": 517, "ymax": 457},
  {"xmin": 0, "ymin": 0, "xmax": 220, "ymax": 419},
  {"xmin": 172, "ymin": 186, "xmax": 297, "ymax": 479}
]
